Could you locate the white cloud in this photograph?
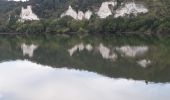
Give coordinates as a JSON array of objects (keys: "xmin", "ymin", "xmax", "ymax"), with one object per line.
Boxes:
[{"xmin": 0, "ymin": 60, "xmax": 169, "ymax": 100}]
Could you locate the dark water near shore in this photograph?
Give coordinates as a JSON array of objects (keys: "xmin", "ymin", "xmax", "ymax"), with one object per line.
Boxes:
[{"xmin": 0, "ymin": 35, "xmax": 170, "ymax": 100}]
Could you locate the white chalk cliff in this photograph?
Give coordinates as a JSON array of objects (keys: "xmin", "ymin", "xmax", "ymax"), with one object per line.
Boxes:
[
  {"xmin": 114, "ymin": 2, "xmax": 148, "ymax": 18},
  {"xmin": 77, "ymin": 11, "xmax": 85, "ymax": 20},
  {"xmin": 97, "ymin": 1, "xmax": 117, "ymax": 18},
  {"xmin": 84, "ymin": 10, "xmax": 93, "ymax": 20},
  {"xmin": 19, "ymin": 5, "xmax": 39, "ymax": 22},
  {"xmin": 61, "ymin": 6, "xmax": 92, "ymax": 20},
  {"xmin": 61, "ymin": 6, "xmax": 78, "ymax": 20},
  {"xmin": 61, "ymin": 1, "xmax": 148, "ymax": 20},
  {"xmin": 14, "ymin": 0, "xmax": 149, "ymax": 21}
]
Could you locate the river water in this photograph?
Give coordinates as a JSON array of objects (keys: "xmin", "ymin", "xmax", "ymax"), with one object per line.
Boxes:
[{"xmin": 0, "ymin": 35, "xmax": 170, "ymax": 100}]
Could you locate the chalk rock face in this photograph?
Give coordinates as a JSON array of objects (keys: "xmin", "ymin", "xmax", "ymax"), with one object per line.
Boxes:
[
  {"xmin": 19, "ymin": 5, "xmax": 39, "ymax": 22},
  {"xmin": 116, "ymin": 46, "xmax": 149, "ymax": 57},
  {"xmin": 21, "ymin": 43, "xmax": 38, "ymax": 57},
  {"xmin": 77, "ymin": 11, "xmax": 85, "ymax": 20},
  {"xmin": 84, "ymin": 10, "xmax": 93, "ymax": 20},
  {"xmin": 61, "ymin": 1, "xmax": 148, "ymax": 20},
  {"xmin": 61, "ymin": 6, "xmax": 92, "ymax": 20},
  {"xmin": 114, "ymin": 2, "xmax": 148, "ymax": 18},
  {"xmin": 97, "ymin": 1, "xmax": 117, "ymax": 18},
  {"xmin": 61, "ymin": 6, "xmax": 78, "ymax": 20}
]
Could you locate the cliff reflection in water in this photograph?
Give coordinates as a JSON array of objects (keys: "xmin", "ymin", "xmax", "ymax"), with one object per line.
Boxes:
[{"xmin": 0, "ymin": 36, "xmax": 170, "ymax": 83}]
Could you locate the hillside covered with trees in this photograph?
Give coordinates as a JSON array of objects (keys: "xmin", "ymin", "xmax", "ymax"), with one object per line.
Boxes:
[{"xmin": 0, "ymin": 0, "xmax": 170, "ymax": 36}]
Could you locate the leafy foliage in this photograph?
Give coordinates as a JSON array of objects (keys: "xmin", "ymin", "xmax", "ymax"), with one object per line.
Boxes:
[{"xmin": 0, "ymin": 0, "xmax": 170, "ymax": 35}]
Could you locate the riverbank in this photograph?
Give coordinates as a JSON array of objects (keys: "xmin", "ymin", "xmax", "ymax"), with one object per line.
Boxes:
[{"xmin": 1, "ymin": 33, "xmax": 170, "ymax": 46}]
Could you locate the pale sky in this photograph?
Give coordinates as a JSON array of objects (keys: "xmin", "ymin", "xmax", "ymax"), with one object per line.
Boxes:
[{"xmin": 0, "ymin": 60, "xmax": 169, "ymax": 100}]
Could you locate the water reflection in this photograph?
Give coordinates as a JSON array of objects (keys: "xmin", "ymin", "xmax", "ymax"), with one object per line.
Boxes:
[
  {"xmin": 0, "ymin": 60, "xmax": 169, "ymax": 100},
  {"xmin": 21, "ymin": 43, "xmax": 38, "ymax": 57},
  {"xmin": 68, "ymin": 43, "xmax": 93, "ymax": 56},
  {"xmin": 68, "ymin": 43, "xmax": 150, "ymax": 64},
  {"xmin": 0, "ymin": 36, "xmax": 170, "ymax": 83}
]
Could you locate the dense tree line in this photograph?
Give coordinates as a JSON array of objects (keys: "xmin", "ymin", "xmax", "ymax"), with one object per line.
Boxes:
[
  {"xmin": 0, "ymin": 0, "xmax": 170, "ymax": 35},
  {"xmin": 1, "ymin": 14, "xmax": 170, "ymax": 35}
]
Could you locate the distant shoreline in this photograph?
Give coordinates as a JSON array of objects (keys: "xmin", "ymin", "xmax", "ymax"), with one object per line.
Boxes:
[{"xmin": 0, "ymin": 32, "xmax": 169, "ymax": 38}]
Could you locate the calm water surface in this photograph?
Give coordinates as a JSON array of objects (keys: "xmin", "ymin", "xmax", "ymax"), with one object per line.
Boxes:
[
  {"xmin": 0, "ymin": 60, "xmax": 170, "ymax": 100},
  {"xmin": 0, "ymin": 36, "xmax": 170, "ymax": 100}
]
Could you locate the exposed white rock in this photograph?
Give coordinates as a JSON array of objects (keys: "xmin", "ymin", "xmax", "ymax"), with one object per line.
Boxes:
[
  {"xmin": 98, "ymin": 44, "xmax": 117, "ymax": 61},
  {"xmin": 61, "ymin": 1, "xmax": 148, "ymax": 20},
  {"xmin": 61, "ymin": 6, "xmax": 78, "ymax": 20},
  {"xmin": 97, "ymin": 1, "xmax": 117, "ymax": 18},
  {"xmin": 84, "ymin": 10, "xmax": 93, "ymax": 20},
  {"xmin": 21, "ymin": 43, "xmax": 38, "ymax": 57},
  {"xmin": 137, "ymin": 59, "xmax": 151, "ymax": 68},
  {"xmin": 114, "ymin": 2, "xmax": 148, "ymax": 18},
  {"xmin": 19, "ymin": 5, "xmax": 39, "ymax": 22},
  {"xmin": 77, "ymin": 11, "xmax": 85, "ymax": 20},
  {"xmin": 61, "ymin": 6, "xmax": 92, "ymax": 20},
  {"xmin": 116, "ymin": 46, "xmax": 148, "ymax": 57}
]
